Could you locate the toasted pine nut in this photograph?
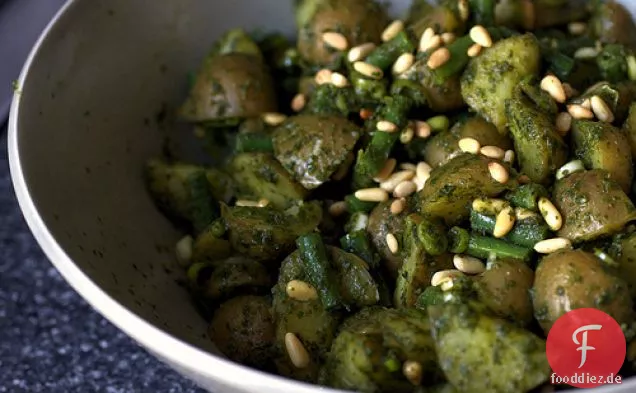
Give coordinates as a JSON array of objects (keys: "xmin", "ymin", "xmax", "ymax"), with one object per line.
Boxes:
[
  {"xmin": 348, "ymin": 43, "xmax": 376, "ymax": 62},
  {"xmin": 458, "ymin": 0, "xmax": 470, "ymax": 21},
  {"xmin": 574, "ymin": 47, "xmax": 598, "ymax": 59},
  {"xmin": 394, "ymin": 180, "xmax": 417, "ymax": 198},
  {"xmin": 538, "ymin": 197, "xmax": 563, "ymax": 231},
  {"xmin": 453, "ymin": 254, "xmax": 486, "ymax": 274},
  {"xmin": 562, "ymin": 83, "xmax": 577, "ymax": 98},
  {"xmin": 400, "ymin": 163, "xmax": 417, "ymax": 171},
  {"xmin": 467, "ymin": 43, "xmax": 482, "ymax": 57},
  {"xmin": 540, "ymin": 75, "xmax": 567, "ymax": 104},
  {"xmin": 591, "ymin": 95, "xmax": 615, "ymax": 123},
  {"xmin": 315, "ymin": 69, "xmax": 333, "ymax": 85},
  {"xmin": 480, "ymin": 145, "xmax": 505, "ymax": 160},
  {"xmin": 377, "ymin": 120, "xmax": 399, "ymax": 133},
  {"xmin": 415, "ymin": 121, "xmax": 432, "ymax": 138},
  {"xmin": 556, "ymin": 160, "xmax": 585, "ymax": 180},
  {"xmin": 515, "ymin": 208, "xmax": 538, "ymax": 221},
  {"xmin": 568, "ymin": 22, "xmax": 587, "ymax": 35},
  {"xmin": 518, "ymin": 174, "xmax": 531, "ymax": 184},
  {"xmin": 262, "ymin": 112, "xmax": 287, "ymax": 126},
  {"xmin": 418, "ymin": 28, "xmax": 435, "ymax": 52},
  {"xmin": 175, "ymin": 235, "xmax": 194, "ymax": 267},
  {"xmin": 373, "ymin": 158, "xmax": 397, "ymax": 182},
  {"xmin": 414, "ymin": 175, "xmax": 427, "ymax": 192},
  {"xmin": 359, "ymin": 108, "xmax": 374, "ymax": 120},
  {"xmin": 386, "ymin": 233, "xmax": 399, "ymax": 254},
  {"xmin": 235, "ymin": 199, "xmax": 262, "ymax": 207},
  {"xmin": 382, "ymin": 20, "xmax": 404, "ymax": 42},
  {"xmin": 488, "ymin": 162, "xmax": 509, "ymax": 184},
  {"xmin": 403, "ymin": 360, "xmax": 423, "ymax": 386},
  {"xmin": 427, "ymin": 47, "xmax": 451, "ymax": 69},
  {"xmin": 257, "ymin": 198, "xmax": 270, "ymax": 207},
  {"xmin": 581, "ymin": 98, "xmax": 592, "ymax": 110},
  {"xmin": 291, "ymin": 93, "xmax": 306, "ymax": 112},
  {"xmin": 458, "ymin": 137, "xmax": 481, "ymax": 154},
  {"xmin": 472, "ymin": 198, "xmax": 507, "ymax": 214},
  {"xmin": 534, "ymin": 238, "xmax": 572, "ymax": 254},
  {"xmin": 494, "ymin": 206, "xmax": 515, "ymax": 238},
  {"xmin": 555, "ymin": 112, "xmax": 572, "ymax": 136},
  {"xmin": 441, "ymin": 32, "xmax": 456, "ymax": 45},
  {"xmin": 390, "ymin": 198, "xmax": 406, "ymax": 215},
  {"xmin": 322, "ymin": 32, "xmax": 348, "ymax": 51},
  {"xmin": 503, "ymin": 150, "xmax": 515, "ymax": 164},
  {"xmin": 286, "ymin": 280, "xmax": 318, "ymax": 301},
  {"xmin": 567, "ymin": 104, "xmax": 594, "ymax": 120},
  {"xmin": 285, "ymin": 332, "xmax": 310, "ymax": 368},
  {"xmin": 421, "ymin": 35, "xmax": 443, "ymax": 52},
  {"xmin": 431, "ymin": 269, "xmax": 463, "ymax": 287},
  {"xmin": 330, "ymin": 72, "xmax": 349, "ymax": 88},
  {"xmin": 328, "ymin": 201, "xmax": 347, "ymax": 217},
  {"xmin": 416, "ymin": 162, "xmax": 432, "ymax": 181},
  {"xmin": 355, "ymin": 187, "xmax": 389, "ymax": 202},
  {"xmin": 400, "ymin": 126, "xmax": 415, "ymax": 144},
  {"xmin": 354, "ymin": 61, "xmax": 384, "ymax": 79},
  {"xmin": 380, "ymin": 170, "xmax": 415, "ymax": 192},
  {"xmin": 470, "ymin": 25, "xmax": 493, "ymax": 47},
  {"xmin": 393, "ymin": 53, "xmax": 415, "ymax": 75},
  {"xmin": 628, "ymin": 55, "xmax": 636, "ymax": 81}
]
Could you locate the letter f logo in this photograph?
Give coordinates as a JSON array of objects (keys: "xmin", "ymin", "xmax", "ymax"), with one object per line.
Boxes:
[{"xmin": 573, "ymin": 324, "xmax": 603, "ymax": 368}]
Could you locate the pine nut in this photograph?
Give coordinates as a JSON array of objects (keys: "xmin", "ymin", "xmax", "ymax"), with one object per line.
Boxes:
[
  {"xmin": 236, "ymin": 199, "xmax": 262, "ymax": 207},
  {"xmin": 360, "ymin": 108, "xmax": 374, "ymax": 120},
  {"xmin": 581, "ymin": 98, "xmax": 591, "ymax": 110},
  {"xmin": 453, "ymin": 254, "xmax": 486, "ymax": 274},
  {"xmin": 562, "ymin": 83, "xmax": 577, "ymax": 98},
  {"xmin": 414, "ymin": 175, "xmax": 427, "ymax": 192},
  {"xmin": 394, "ymin": 180, "xmax": 417, "ymax": 198},
  {"xmin": 480, "ymin": 145, "xmax": 505, "ymax": 160},
  {"xmin": 400, "ymin": 126, "xmax": 415, "ymax": 144},
  {"xmin": 373, "ymin": 158, "xmax": 397, "ymax": 182},
  {"xmin": 331, "ymin": 72, "xmax": 349, "ymax": 88},
  {"xmin": 574, "ymin": 47, "xmax": 598, "ymax": 59},
  {"xmin": 458, "ymin": 0, "xmax": 470, "ymax": 21},
  {"xmin": 515, "ymin": 208, "xmax": 538, "ymax": 221},
  {"xmin": 568, "ymin": 22, "xmax": 587, "ymax": 35},
  {"xmin": 262, "ymin": 112, "xmax": 287, "ymax": 126},
  {"xmin": 555, "ymin": 112, "xmax": 572, "ymax": 135},
  {"xmin": 567, "ymin": 104, "xmax": 594, "ymax": 120},
  {"xmin": 257, "ymin": 198, "xmax": 270, "ymax": 207},
  {"xmin": 175, "ymin": 235, "xmax": 194, "ymax": 267},
  {"xmin": 286, "ymin": 280, "xmax": 318, "ymax": 301},
  {"xmin": 503, "ymin": 150, "xmax": 515, "ymax": 164},
  {"xmin": 416, "ymin": 162, "xmax": 432, "ymax": 181},
  {"xmin": 518, "ymin": 174, "xmax": 531, "ymax": 184},
  {"xmin": 322, "ymin": 32, "xmax": 349, "ymax": 51},
  {"xmin": 353, "ymin": 61, "xmax": 383, "ymax": 79},
  {"xmin": 315, "ymin": 69, "xmax": 333, "ymax": 85},
  {"xmin": 380, "ymin": 170, "xmax": 415, "ymax": 192},
  {"xmin": 355, "ymin": 187, "xmax": 389, "ymax": 202},
  {"xmin": 470, "ymin": 25, "xmax": 493, "ymax": 48},
  {"xmin": 488, "ymin": 162, "xmax": 509, "ymax": 184},
  {"xmin": 534, "ymin": 238, "xmax": 572, "ymax": 254},
  {"xmin": 427, "ymin": 48, "xmax": 451, "ymax": 69},
  {"xmin": 540, "ymin": 75, "xmax": 566, "ymax": 103},
  {"xmin": 627, "ymin": 55, "xmax": 636, "ymax": 81},
  {"xmin": 441, "ymin": 32, "xmax": 456, "ymax": 45},
  {"xmin": 418, "ymin": 28, "xmax": 435, "ymax": 52},
  {"xmin": 467, "ymin": 43, "xmax": 482, "ymax": 57},
  {"xmin": 348, "ymin": 43, "xmax": 376, "ymax": 62},
  {"xmin": 415, "ymin": 121, "xmax": 432, "ymax": 138},
  {"xmin": 328, "ymin": 201, "xmax": 348, "ymax": 217},
  {"xmin": 403, "ymin": 360, "xmax": 423, "ymax": 386},
  {"xmin": 386, "ymin": 233, "xmax": 399, "ymax": 254},
  {"xmin": 393, "ymin": 53, "xmax": 415, "ymax": 75},
  {"xmin": 382, "ymin": 20, "xmax": 404, "ymax": 42},
  {"xmin": 494, "ymin": 206, "xmax": 515, "ymax": 238},
  {"xmin": 591, "ymin": 95, "xmax": 614, "ymax": 123},
  {"xmin": 431, "ymin": 269, "xmax": 463, "ymax": 287},
  {"xmin": 285, "ymin": 332, "xmax": 310, "ymax": 369},
  {"xmin": 472, "ymin": 198, "xmax": 507, "ymax": 214},
  {"xmin": 556, "ymin": 160, "xmax": 585, "ymax": 180},
  {"xmin": 377, "ymin": 120, "xmax": 399, "ymax": 133},
  {"xmin": 291, "ymin": 93, "xmax": 306, "ymax": 112},
  {"xmin": 390, "ymin": 198, "xmax": 406, "ymax": 215},
  {"xmin": 458, "ymin": 137, "xmax": 481, "ymax": 154},
  {"xmin": 421, "ymin": 35, "xmax": 443, "ymax": 52},
  {"xmin": 400, "ymin": 163, "xmax": 417, "ymax": 171},
  {"xmin": 538, "ymin": 197, "xmax": 563, "ymax": 231}
]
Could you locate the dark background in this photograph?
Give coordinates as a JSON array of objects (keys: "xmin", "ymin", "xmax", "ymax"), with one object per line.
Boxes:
[{"xmin": 0, "ymin": 0, "xmax": 206, "ymax": 391}]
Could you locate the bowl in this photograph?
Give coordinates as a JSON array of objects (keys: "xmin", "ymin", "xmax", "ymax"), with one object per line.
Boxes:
[{"xmin": 8, "ymin": 1, "xmax": 636, "ymax": 392}]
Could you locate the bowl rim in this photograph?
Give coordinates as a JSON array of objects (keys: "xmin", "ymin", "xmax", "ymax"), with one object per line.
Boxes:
[{"xmin": 7, "ymin": 1, "xmax": 636, "ymax": 393}]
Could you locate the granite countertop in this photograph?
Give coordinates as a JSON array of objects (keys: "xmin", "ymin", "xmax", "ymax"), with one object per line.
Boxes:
[{"xmin": 0, "ymin": 127, "xmax": 206, "ymax": 392}]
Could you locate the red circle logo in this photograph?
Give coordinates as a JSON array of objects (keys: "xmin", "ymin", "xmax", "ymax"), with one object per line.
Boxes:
[{"xmin": 546, "ymin": 308, "xmax": 626, "ymax": 388}]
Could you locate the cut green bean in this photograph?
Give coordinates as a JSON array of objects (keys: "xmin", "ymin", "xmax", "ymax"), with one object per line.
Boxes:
[
  {"xmin": 426, "ymin": 115, "xmax": 450, "ymax": 133},
  {"xmin": 188, "ymin": 171, "xmax": 220, "ymax": 233},
  {"xmin": 547, "ymin": 52, "xmax": 575, "ymax": 81},
  {"xmin": 345, "ymin": 194, "xmax": 377, "ymax": 214},
  {"xmin": 350, "ymin": 70, "xmax": 388, "ymax": 105},
  {"xmin": 466, "ymin": 234, "xmax": 533, "ymax": 262},
  {"xmin": 470, "ymin": 210, "xmax": 550, "ymax": 248},
  {"xmin": 597, "ymin": 44, "xmax": 629, "ymax": 84},
  {"xmin": 340, "ymin": 230, "xmax": 380, "ymax": 270},
  {"xmin": 417, "ymin": 218, "xmax": 448, "ymax": 256},
  {"xmin": 432, "ymin": 35, "xmax": 474, "ymax": 81},
  {"xmin": 365, "ymin": 30, "xmax": 415, "ymax": 70},
  {"xmin": 296, "ymin": 232, "xmax": 342, "ymax": 310},
  {"xmin": 305, "ymin": 83, "xmax": 360, "ymax": 116},
  {"xmin": 448, "ymin": 226, "xmax": 470, "ymax": 253},
  {"xmin": 505, "ymin": 183, "xmax": 549, "ymax": 211},
  {"xmin": 469, "ymin": 0, "xmax": 496, "ymax": 26},
  {"xmin": 235, "ymin": 133, "xmax": 274, "ymax": 153},
  {"xmin": 416, "ymin": 285, "xmax": 445, "ymax": 310}
]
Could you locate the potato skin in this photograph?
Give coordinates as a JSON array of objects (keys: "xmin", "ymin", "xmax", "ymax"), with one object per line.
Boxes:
[
  {"xmin": 367, "ymin": 200, "xmax": 409, "ymax": 276},
  {"xmin": 532, "ymin": 249, "xmax": 634, "ymax": 335},
  {"xmin": 208, "ymin": 295, "xmax": 275, "ymax": 368}
]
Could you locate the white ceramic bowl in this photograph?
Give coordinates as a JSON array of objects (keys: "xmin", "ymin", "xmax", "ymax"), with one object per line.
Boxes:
[{"xmin": 8, "ymin": 1, "xmax": 636, "ymax": 392}]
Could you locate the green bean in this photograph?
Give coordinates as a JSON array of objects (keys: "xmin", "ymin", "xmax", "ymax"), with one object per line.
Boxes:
[
  {"xmin": 417, "ymin": 218, "xmax": 448, "ymax": 256},
  {"xmin": 432, "ymin": 35, "xmax": 474, "ymax": 81},
  {"xmin": 188, "ymin": 171, "xmax": 220, "ymax": 233},
  {"xmin": 389, "ymin": 79, "xmax": 428, "ymax": 106},
  {"xmin": 470, "ymin": 210, "xmax": 550, "ymax": 248},
  {"xmin": 208, "ymin": 218, "xmax": 227, "ymax": 238},
  {"xmin": 235, "ymin": 133, "xmax": 274, "ymax": 153},
  {"xmin": 505, "ymin": 183, "xmax": 549, "ymax": 211},
  {"xmin": 546, "ymin": 52, "xmax": 575, "ymax": 81},
  {"xmin": 466, "ymin": 234, "xmax": 533, "ymax": 262},
  {"xmin": 305, "ymin": 83, "xmax": 359, "ymax": 116},
  {"xmin": 448, "ymin": 226, "xmax": 470, "ymax": 254},
  {"xmin": 350, "ymin": 70, "xmax": 388, "ymax": 105},
  {"xmin": 597, "ymin": 44, "xmax": 629, "ymax": 84},
  {"xmin": 426, "ymin": 115, "xmax": 450, "ymax": 133},
  {"xmin": 340, "ymin": 231, "xmax": 380, "ymax": 270},
  {"xmin": 365, "ymin": 30, "xmax": 415, "ymax": 70},
  {"xmin": 469, "ymin": 0, "xmax": 496, "ymax": 26},
  {"xmin": 296, "ymin": 232, "xmax": 343, "ymax": 310},
  {"xmin": 345, "ymin": 194, "xmax": 377, "ymax": 214},
  {"xmin": 416, "ymin": 285, "xmax": 445, "ymax": 310}
]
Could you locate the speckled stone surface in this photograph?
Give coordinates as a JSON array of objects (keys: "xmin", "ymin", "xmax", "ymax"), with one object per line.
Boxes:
[{"xmin": 0, "ymin": 128, "xmax": 206, "ymax": 393}]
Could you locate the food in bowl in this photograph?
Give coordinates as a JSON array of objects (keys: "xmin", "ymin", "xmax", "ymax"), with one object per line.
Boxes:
[{"xmin": 143, "ymin": 0, "xmax": 636, "ymax": 391}]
